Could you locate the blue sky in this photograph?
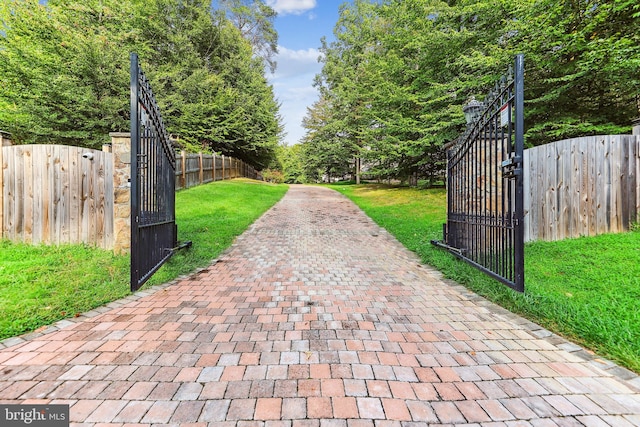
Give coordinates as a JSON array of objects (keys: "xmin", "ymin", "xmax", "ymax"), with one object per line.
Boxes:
[{"xmin": 266, "ymin": 1, "xmax": 348, "ymax": 145}]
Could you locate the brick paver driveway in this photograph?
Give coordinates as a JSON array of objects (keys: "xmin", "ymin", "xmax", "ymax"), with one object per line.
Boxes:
[{"xmin": 1, "ymin": 185, "xmax": 639, "ymax": 426}]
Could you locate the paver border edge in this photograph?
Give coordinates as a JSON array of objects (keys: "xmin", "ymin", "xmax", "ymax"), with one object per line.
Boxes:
[{"xmin": 437, "ymin": 274, "xmax": 640, "ymax": 392}]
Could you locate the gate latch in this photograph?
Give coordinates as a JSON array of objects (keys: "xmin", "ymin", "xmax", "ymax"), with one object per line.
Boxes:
[{"xmin": 501, "ymin": 155, "xmax": 521, "ymax": 178}]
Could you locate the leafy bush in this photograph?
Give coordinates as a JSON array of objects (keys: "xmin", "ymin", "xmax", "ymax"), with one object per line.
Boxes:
[{"xmin": 262, "ymin": 169, "xmax": 285, "ymax": 183}]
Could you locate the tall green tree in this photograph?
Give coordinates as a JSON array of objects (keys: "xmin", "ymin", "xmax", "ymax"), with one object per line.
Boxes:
[
  {"xmin": 310, "ymin": 0, "xmax": 523, "ymax": 183},
  {"xmin": 305, "ymin": 0, "xmax": 639, "ymax": 183},
  {"xmin": 0, "ymin": 0, "xmax": 137, "ymax": 145},
  {"xmin": 516, "ymin": 0, "xmax": 640, "ymax": 144},
  {"xmin": 301, "ymin": 95, "xmax": 355, "ymax": 182},
  {"xmin": 0, "ymin": 0, "xmax": 281, "ymax": 168},
  {"xmin": 217, "ymin": 0, "xmax": 278, "ymax": 73}
]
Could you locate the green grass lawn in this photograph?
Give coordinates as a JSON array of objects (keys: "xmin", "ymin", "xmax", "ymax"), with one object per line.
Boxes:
[
  {"xmin": 330, "ymin": 183, "xmax": 640, "ymax": 374},
  {"xmin": 0, "ymin": 179, "xmax": 288, "ymax": 340}
]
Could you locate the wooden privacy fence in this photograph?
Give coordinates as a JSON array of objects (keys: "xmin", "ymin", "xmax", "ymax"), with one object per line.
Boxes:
[
  {"xmin": 1, "ymin": 136, "xmax": 262, "ymax": 251},
  {"xmin": 523, "ymin": 134, "xmax": 640, "ymax": 242},
  {"xmin": 0, "ymin": 144, "xmax": 114, "ymax": 248},
  {"xmin": 175, "ymin": 151, "xmax": 261, "ymax": 190}
]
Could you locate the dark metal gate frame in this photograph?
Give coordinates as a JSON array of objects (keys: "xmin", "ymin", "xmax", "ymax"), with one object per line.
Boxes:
[
  {"xmin": 130, "ymin": 53, "xmax": 191, "ymax": 292},
  {"xmin": 432, "ymin": 54, "xmax": 525, "ymax": 292}
]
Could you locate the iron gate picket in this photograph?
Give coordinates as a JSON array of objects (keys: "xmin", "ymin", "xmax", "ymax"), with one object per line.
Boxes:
[
  {"xmin": 130, "ymin": 53, "xmax": 190, "ymax": 292},
  {"xmin": 433, "ymin": 54, "xmax": 525, "ymax": 292}
]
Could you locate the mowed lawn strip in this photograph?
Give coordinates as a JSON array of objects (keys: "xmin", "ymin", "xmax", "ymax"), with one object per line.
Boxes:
[
  {"xmin": 331, "ymin": 183, "xmax": 640, "ymax": 374},
  {"xmin": 0, "ymin": 179, "xmax": 288, "ymax": 340}
]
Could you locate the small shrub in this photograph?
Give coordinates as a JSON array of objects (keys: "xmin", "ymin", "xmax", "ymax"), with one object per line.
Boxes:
[{"xmin": 262, "ymin": 169, "xmax": 285, "ymax": 183}]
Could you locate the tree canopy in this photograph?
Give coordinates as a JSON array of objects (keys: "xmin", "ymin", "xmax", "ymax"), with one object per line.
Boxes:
[
  {"xmin": 0, "ymin": 0, "xmax": 282, "ymax": 169},
  {"xmin": 301, "ymin": 0, "xmax": 640, "ymax": 184}
]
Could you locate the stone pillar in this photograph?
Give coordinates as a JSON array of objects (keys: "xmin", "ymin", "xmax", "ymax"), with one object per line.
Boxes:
[
  {"xmin": 632, "ymin": 118, "xmax": 640, "ymax": 136},
  {"xmin": 109, "ymin": 132, "xmax": 131, "ymax": 254},
  {"xmin": 0, "ymin": 130, "xmax": 12, "ymax": 146}
]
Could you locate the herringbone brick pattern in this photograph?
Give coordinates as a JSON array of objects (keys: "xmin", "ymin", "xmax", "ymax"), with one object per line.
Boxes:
[{"xmin": 1, "ymin": 185, "xmax": 639, "ymax": 426}]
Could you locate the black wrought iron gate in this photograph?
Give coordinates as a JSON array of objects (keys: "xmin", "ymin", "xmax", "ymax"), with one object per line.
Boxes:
[
  {"xmin": 130, "ymin": 53, "xmax": 190, "ymax": 292},
  {"xmin": 433, "ymin": 54, "xmax": 525, "ymax": 292}
]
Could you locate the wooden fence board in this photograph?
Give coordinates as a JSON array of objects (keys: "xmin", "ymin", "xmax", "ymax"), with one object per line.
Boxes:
[
  {"xmin": 43, "ymin": 145, "xmax": 53, "ymax": 243},
  {"xmin": 523, "ymin": 135, "xmax": 640, "ymax": 242},
  {"xmin": 94, "ymin": 146, "xmax": 109, "ymax": 248},
  {"xmin": 612, "ymin": 136, "xmax": 622, "ymax": 233},
  {"xmin": 1, "ymin": 145, "xmax": 112, "ymax": 248},
  {"xmin": 596, "ymin": 137, "xmax": 607, "ymax": 235},
  {"xmin": 69, "ymin": 147, "xmax": 81, "ymax": 243},
  {"xmin": 174, "ymin": 152, "xmax": 257, "ymax": 190},
  {"xmin": 23, "ymin": 146, "xmax": 33, "ymax": 243},
  {"xmin": 54, "ymin": 145, "xmax": 68, "ymax": 244},
  {"xmin": 2, "ymin": 145, "xmax": 260, "ymax": 248},
  {"xmin": 558, "ymin": 138, "xmax": 569, "ymax": 240},
  {"xmin": 202, "ymin": 155, "xmax": 213, "ymax": 183},
  {"xmin": 215, "ymin": 155, "xmax": 222, "ymax": 181}
]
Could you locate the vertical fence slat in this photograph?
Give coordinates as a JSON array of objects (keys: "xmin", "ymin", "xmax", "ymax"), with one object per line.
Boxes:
[
  {"xmin": 612, "ymin": 136, "xmax": 623, "ymax": 233},
  {"xmin": 30, "ymin": 146, "xmax": 42, "ymax": 244},
  {"xmin": 54, "ymin": 145, "xmax": 67, "ymax": 244},
  {"xmin": 94, "ymin": 146, "xmax": 108, "ymax": 248},
  {"xmin": 181, "ymin": 150, "xmax": 187, "ymax": 190},
  {"xmin": 70, "ymin": 147, "xmax": 81, "ymax": 244},
  {"xmin": 559, "ymin": 139, "xmax": 571, "ymax": 240},
  {"xmin": 569, "ymin": 139, "xmax": 581, "ymax": 238},
  {"xmin": 586, "ymin": 137, "xmax": 596, "ymax": 236},
  {"xmin": 80, "ymin": 146, "xmax": 91, "ymax": 245},
  {"xmin": 522, "ymin": 135, "xmax": 640, "ymax": 241},
  {"xmin": 23, "ymin": 146, "xmax": 33, "ymax": 243},
  {"xmin": 11, "ymin": 146, "xmax": 22, "ymax": 242},
  {"xmin": 213, "ymin": 153, "xmax": 217, "ymax": 181},
  {"xmin": 595, "ymin": 137, "xmax": 606, "ymax": 235}
]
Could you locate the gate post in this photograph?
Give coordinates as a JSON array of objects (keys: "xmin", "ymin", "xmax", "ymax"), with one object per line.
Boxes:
[
  {"xmin": 513, "ymin": 53, "xmax": 525, "ymax": 291},
  {"xmin": 109, "ymin": 132, "xmax": 132, "ymax": 255}
]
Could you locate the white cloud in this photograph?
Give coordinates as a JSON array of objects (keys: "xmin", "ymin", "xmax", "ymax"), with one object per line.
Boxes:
[
  {"xmin": 272, "ymin": 46, "xmax": 322, "ymax": 79},
  {"xmin": 267, "ymin": 0, "xmax": 317, "ymax": 15}
]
